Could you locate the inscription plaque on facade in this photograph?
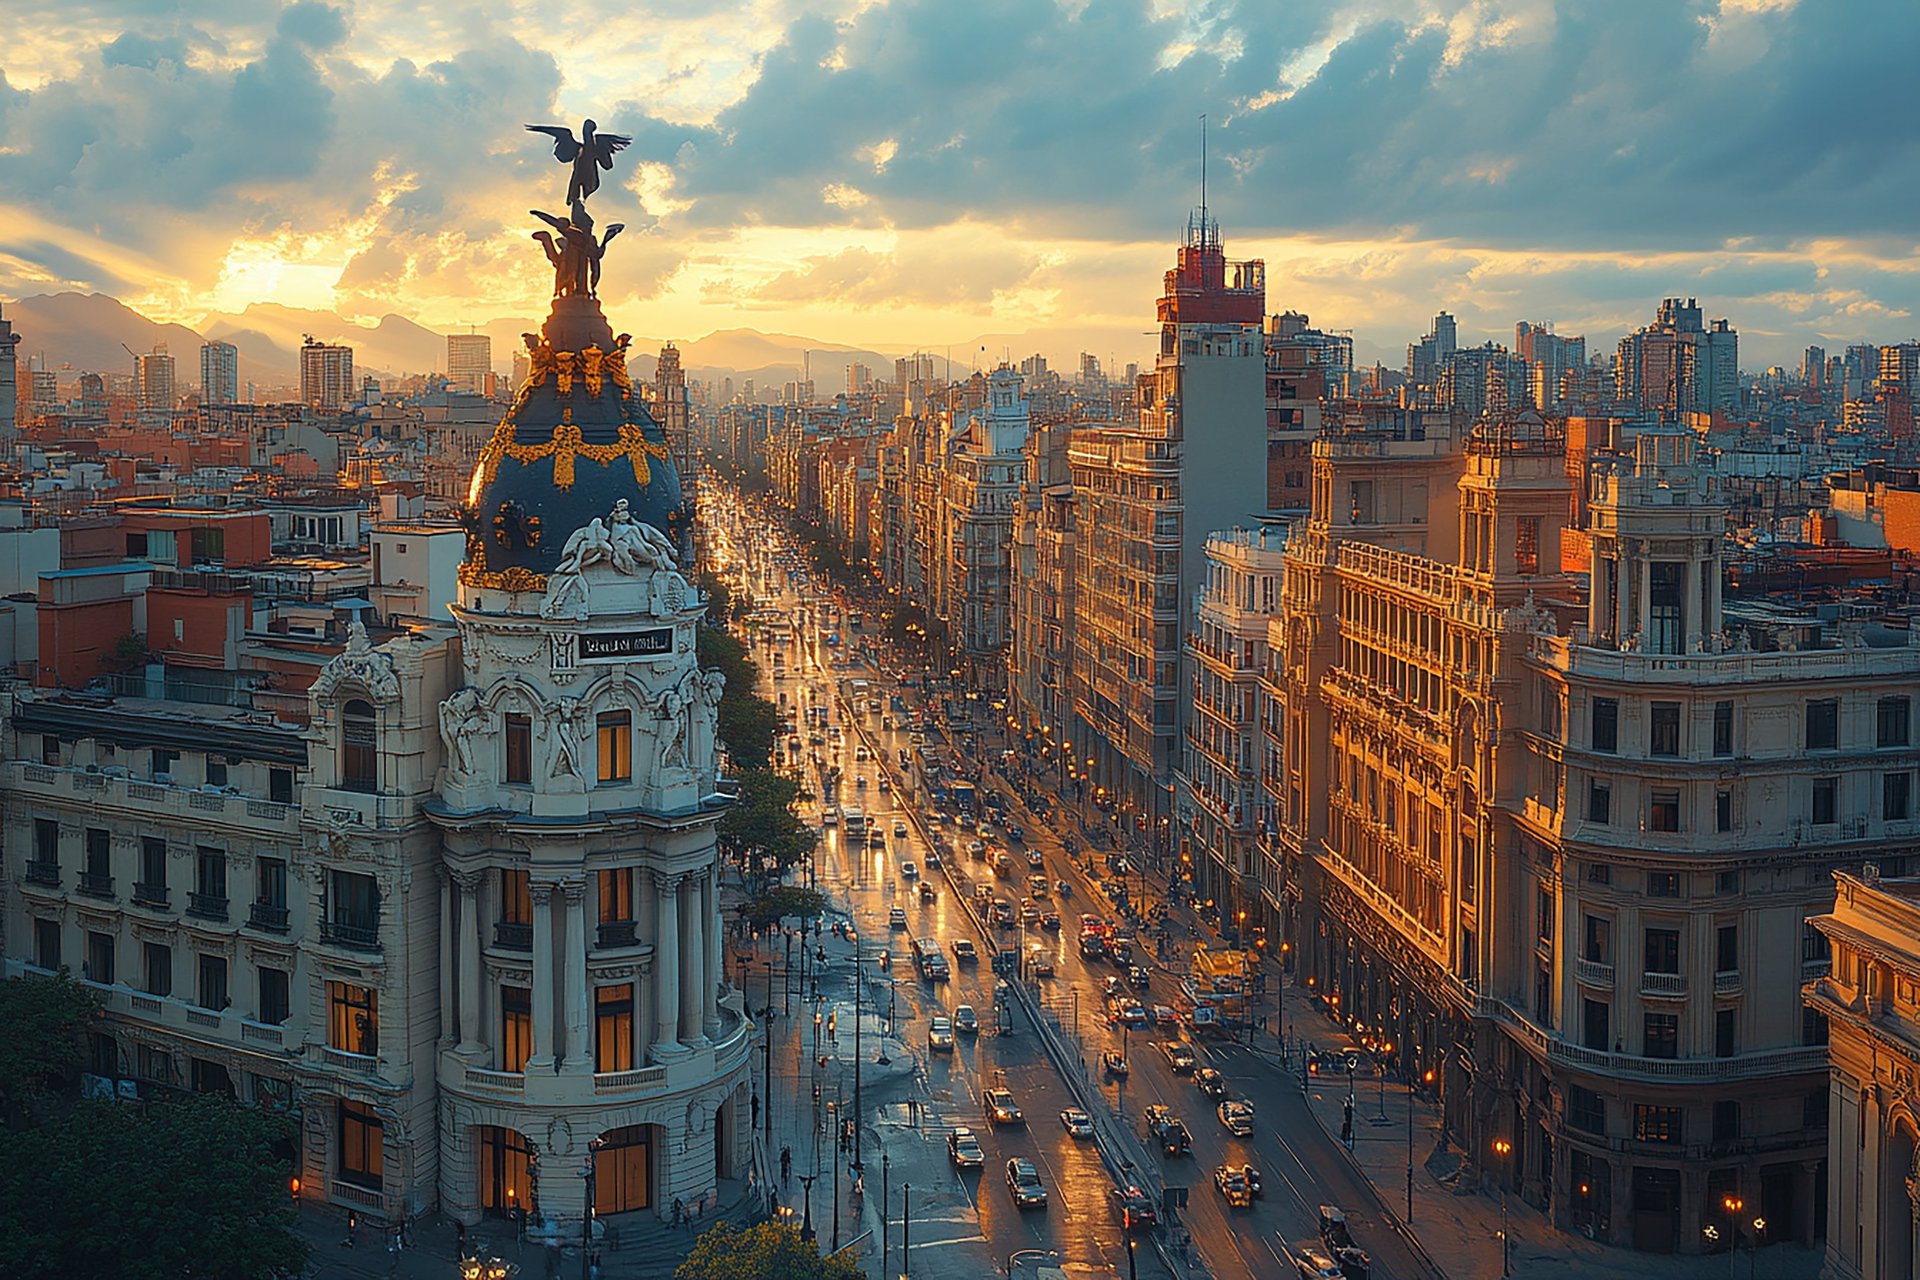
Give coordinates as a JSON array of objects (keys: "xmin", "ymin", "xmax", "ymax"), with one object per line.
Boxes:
[{"xmin": 580, "ymin": 628, "xmax": 673, "ymax": 662}]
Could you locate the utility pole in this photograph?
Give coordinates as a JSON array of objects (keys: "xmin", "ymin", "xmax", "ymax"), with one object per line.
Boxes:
[{"xmin": 853, "ymin": 945, "xmax": 863, "ymax": 1177}]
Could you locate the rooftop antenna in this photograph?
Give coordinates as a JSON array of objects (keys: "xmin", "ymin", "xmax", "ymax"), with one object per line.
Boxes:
[{"xmin": 1200, "ymin": 112, "xmax": 1208, "ymax": 234}]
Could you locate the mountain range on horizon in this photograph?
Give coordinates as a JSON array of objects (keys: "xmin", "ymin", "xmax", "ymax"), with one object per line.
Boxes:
[{"xmin": 0, "ymin": 292, "xmax": 1081, "ymax": 400}]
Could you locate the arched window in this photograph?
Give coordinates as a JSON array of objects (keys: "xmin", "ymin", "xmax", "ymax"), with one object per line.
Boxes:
[{"xmin": 341, "ymin": 699, "xmax": 378, "ymax": 793}]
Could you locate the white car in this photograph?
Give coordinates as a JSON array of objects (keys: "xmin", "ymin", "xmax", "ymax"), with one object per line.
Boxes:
[
  {"xmin": 1219, "ymin": 1100, "xmax": 1256, "ymax": 1137},
  {"xmin": 929, "ymin": 1017, "xmax": 954, "ymax": 1050},
  {"xmin": 1060, "ymin": 1108, "xmax": 1095, "ymax": 1139},
  {"xmin": 894, "ymin": 819, "xmax": 909, "ymax": 837},
  {"xmin": 900, "ymin": 861, "xmax": 918, "ymax": 879},
  {"xmin": 889, "ymin": 907, "xmax": 907, "ymax": 930}
]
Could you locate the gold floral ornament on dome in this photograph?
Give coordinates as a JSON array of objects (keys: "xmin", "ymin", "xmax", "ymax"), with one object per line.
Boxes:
[
  {"xmin": 508, "ymin": 335, "xmax": 633, "ymax": 415},
  {"xmin": 469, "ymin": 407, "xmax": 675, "ymax": 492},
  {"xmin": 456, "ymin": 563, "xmax": 548, "ymax": 591}
]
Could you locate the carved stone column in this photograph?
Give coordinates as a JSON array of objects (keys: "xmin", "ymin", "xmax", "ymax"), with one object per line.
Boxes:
[
  {"xmin": 437, "ymin": 869, "xmax": 455, "ymax": 1047},
  {"xmin": 560, "ymin": 880, "xmax": 591, "ymax": 1072},
  {"xmin": 529, "ymin": 881, "xmax": 556, "ymax": 1070},
  {"xmin": 679, "ymin": 874, "xmax": 704, "ymax": 1043},
  {"xmin": 454, "ymin": 870, "xmax": 485, "ymax": 1055},
  {"xmin": 652, "ymin": 873, "xmax": 684, "ymax": 1058},
  {"xmin": 702, "ymin": 867, "xmax": 721, "ymax": 1037}
]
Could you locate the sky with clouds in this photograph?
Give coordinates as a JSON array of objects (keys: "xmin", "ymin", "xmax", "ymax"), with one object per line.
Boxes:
[{"xmin": 2, "ymin": 0, "xmax": 1916, "ymax": 370}]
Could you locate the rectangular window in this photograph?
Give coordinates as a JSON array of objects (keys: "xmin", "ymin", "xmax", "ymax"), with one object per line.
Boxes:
[
  {"xmin": 329, "ymin": 870, "xmax": 379, "ymax": 932},
  {"xmin": 1716, "ymin": 790, "xmax": 1732, "ymax": 833},
  {"xmin": 85, "ymin": 827, "xmax": 110, "ymax": 878},
  {"xmin": 1644, "ymin": 1012, "xmax": 1679, "ymax": 1059},
  {"xmin": 1587, "ymin": 780, "xmax": 1611, "ymax": 825},
  {"xmin": 1644, "ymin": 928, "xmax": 1681, "ymax": 974},
  {"xmin": 338, "ymin": 1100, "xmax": 384, "ymax": 1190},
  {"xmin": 1514, "ymin": 517, "xmax": 1541, "ymax": 575},
  {"xmin": 1888, "ymin": 772, "xmax": 1913, "ymax": 822},
  {"xmin": 1568, "ymin": 1084, "xmax": 1605, "ymax": 1135},
  {"xmin": 1537, "ymin": 889, "xmax": 1555, "ymax": 945},
  {"xmin": 140, "ymin": 838, "xmax": 167, "ymax": 896},
  {"xmin": 196, "ymin": 953, "xmax": 228, "ymax": 1011},
  {"xmin": 205, "ymin": 755, "xmax": 228, "ymax": 788},
  {"xmin": 1712, "ymin": 1099, "xmax": 1740, "ymax": 1141},
  {"xmin": 1717, "ymin": 869, "xmax": 1740, "ymax": 894},
  {"xmin": 1812, "ymin": 777, "xmax": 1838, "ymax": 826},
  {"xmin": 34, "ymin": 918, "xmax": 60, "ymax": 971},
  {"xmin": 269, "ymin": 768, "xmax": 294, "ymax": 804},
  {"xmin": 256, "ymin": 857, "xmax": 287, "ymax": 909},
  {"xmin": 34, "ymin": 817, "xmax": 58, "ymax": 867},
  {"xmin": 41, "ymin": 734, "xmax": 60, "ymax": 766},
  {"xmin": 1807, "ymin": 699, "xmax": 1839, "ymax": 751},
  {"xmin": 1584, "ymin": 916, "xmax": 1612, "ymax": 964},
  {"xmin": 1648, "ymin": 790, "xmax": 1680, "ymax": 833},
  {"xmin": 258, "ymin": 967, "xmax": 290, "ymax": 1026},
  {"xmin": 1716, "ymin": 924, "xmax": 1739, "ymax": 973},
  {"xmin": 327, "ymin": 981, "xmax": 378, "ymax": 1056},
  {"xmin": 1713, "ymin": 701, "xmax": 1734, "ymax": 757},
  {"xmin": 1582, "ymin": 999, "xmax": 1609, "ymax": 1052},
  {"xmin": 195, "ymin": 847, "xmax": 227, "ymax": 900},
  {"xmin": 1648, "ymin": 870, "xmax": 1680, "ymax": 898},
  {"xmin": 86, "ymin": 930, "xmax": 115, "ymax": 985},
  {"xmin": 1880, "ymin": 696, "xmax": 1911, "ymax": 748},
  {"xmin": 1803, "ymin": 1007, "xmax": 1829, "ymax": 1046},
  {"xmin": 597, "ymin": 868, "xmax": 633, "ymax": 925},
  {"xmin": 595, "ymin": 984, "xmax": 635, "ymax": 1072},
  {"xmin": 1803, "ymin": 920, "xmax": 1829, "ymax": 963},
  {"xmin": 596, "ymin": 711, "xmax": 632, "ymax": 783},
  {"xmin": 143, "ymin": 942, "xmax": 171, "ymax": 996},
  {"xmin": 499, "ymin": 869, "xmax": 531, "ymax": 924},
  {"xmin": 1715, "ymin": 1007, "xmax": 1737, "ymax": 1059},
  {"xmin": 504, "ymin": 714, "xmax": 533, "ymax": 785},
  {"xmin": 1650, "ymin": 703, "xmax": 1681, "ymax": 757},
  {"xmin": 1586, "ymin": 862, "xmax": 1612, "ymax": 885},
  {"xmin": 501, "ymin": 986, "xmax": 532, "ymax": 1072},
  {"xmin": 1592, "ymin": 698, "xmax": 1618, "ymax": 754}
]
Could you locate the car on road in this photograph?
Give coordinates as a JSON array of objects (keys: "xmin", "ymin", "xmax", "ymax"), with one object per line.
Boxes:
[
  {"xmin": 854, "ymin": 774, "xmax": 868, "ymax": 788},
  {"xmin": 888, "ymin": 907, "xmax": 907, "ymax": 929},
  {"xmin": 1113, "ymin": 1002, "xmax": 1151, "ymax": 1029},
  {"xmin": 893, "ymin": 819, "xmax": 908, "ymax": 837},
  {"xmin": 923, "ymin": 850, "xmax": 942, "ymax": 869},
  {"xmin": 951, "ymin": 939, "xmax": 979, "ymax": 964},
  {"xmin": 991, "ymin": 899, "xmax": 1016, "ymax": 928},
  {"xmin": 1040, "ymin": 911, "xmax": 1061, "ymax": 931},
  {"xmin": 967, "ymin": 840, "xmax": 987, "ymax": 860},
  {"xmin": 1152, "ymin": 1004, "xmax": 1180, "ymax": 1029},
  {"xmin": 1223, "ymin": 1162, "xmax": 1263, "ymax": 1196},
  {"xmin": 1219, "ymin": 1100, "xmax": 1256, "ymax": 1137},
  {"xmin": 1289, "ymin": 1241, "xmax": 1345, "ymax": 1279},
  {"xmin": 1079, "ymin": 932, "xmax": 1107, "ymax": 960},
  {"xmin": 953, "ymin": 1004, "xmax": 979, "ymax": 1034},
  {"xmin": 1026, "ymin": 850, "xmax": 1045, "ymax": 871},
  {"xmin": 878, "ymin": 777, "xmax": 891, "ymax": 792},
  {"xmin": 1214, "ymin": 1164, "xmax": 1254, "ymax": 1208},
  {"xmin": 1194, "ymin": 1068, "xmax": 1228, "ymax": 1098},
  {"xmin": 1143, "ymin": 1106, "xmax": 1191, "ymax": 1155},
  {"xmin": 1026, "ymin": 945, "xmax": 1054, "ymax": 977},
  {"xmin": 1060, "ymin": 1108, "xmax": 1094, "ymax": 1139},
  {"xmin": 985, "ymin": 1088, "xmax": 1024, "ymax": 1125},
  {"xmin": 993, "ymin": 853, "xmax": 1014, "ymax": 878},
  {"xmin": 1100, "ymin": 1050, "xmax": 1130, "ymax": 1077},
  {"xmin": 868, "ymin": 831, "xmax": 887, "ymax": 849},
  {"xmin": 1004, "ymin": 1158, "xmax": 1048, "ymax": 1209},
  {"xmin": 1129, "ymin": 965, "xmax": 1152, "ymax": 990},
  {"xmin": 900, "ymin": 861, "xmax": 918, "ymax": 879},
  {"xmin": 928, "ymin": 1016, "xmax": 954, "ymax": 1050},
  {"xmin": 1161, "ymin": 1041, "xmax": 1197, "ymax": 1073},
  {"xmin": 947, "ymin": 1127, "xmax": 985, "ymax": 1168},
  {"xmin": 1005, "ymin": 822, "xmax": 1024, "ymax": 843},
  {"xmin": 1026, "ymin": 874, "xmax": 1050, "ymax": 898},
  {"xmin": 917, "ymin": 881, "xmax": 937, "ymax": 903},
  {"xmin": 1109, "ymin": 1185, "xmax": 1157, "ymax": 1231},
  {"xmin": 1019, "ymin": 899, "xmax": 1040, "ymax": 924},
  {"xmin": 855, "ymin": 744, "xmax": 870, "ymax": 760}
]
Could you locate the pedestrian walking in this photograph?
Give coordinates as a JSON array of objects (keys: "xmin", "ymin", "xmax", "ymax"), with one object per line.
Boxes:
[
  {"xmin": 344, "ymin": 1210, "xmax": 359, "ymax": 1249},
  {"xmin": 781, "ymin": 1145, "xmax": 792, "ymax": 1184}
]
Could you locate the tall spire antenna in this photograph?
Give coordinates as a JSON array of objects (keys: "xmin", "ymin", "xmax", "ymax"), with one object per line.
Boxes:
[{"xmin": 1199, "ymin": 112, "xmax": 1208, "ymax": 233}]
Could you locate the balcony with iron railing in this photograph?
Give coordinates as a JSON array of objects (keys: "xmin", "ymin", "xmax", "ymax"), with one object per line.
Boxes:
[
  {"xmin": 248, "ymin": 901, "xmax": 291, "ymax": 934},
  {"xmin": 1640, "ymin": 971, "xmax": 1688, "ymax": 999},
  {"xmin": 78, "ymin": 871, "xmax": 115, "ymax": 898},
  {"xmin": 132, "ymin": 882, "xmax": 170, "ymax": 908},
  {"xmin": 186, "ymin": 892, "xmax": 230, "ymax": 921},
  {"xmin": 320, "ymin": 919, "xmax": 381, "ymax": 951},
  {"xmin": 493, "ymin": 921, "xmax": 532, "ymax": 951},
  {"xmin": 24, "ymin": 861, "xmax": 60, "ymax": 887},
  {"xmin": 597, "ymin": 920, "xmax": 639, "ymax": 950}
]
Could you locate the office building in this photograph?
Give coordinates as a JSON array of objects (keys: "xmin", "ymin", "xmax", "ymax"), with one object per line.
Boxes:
[
  {"xmin": 1407, "ymin": 311, "xmax": 1458, "ymax": 395},
  {"xmin": 201, "ymin": 341, "xmax": 240, "ymax": 405},
  {"xmin": 137, "ymin": 345, "xmax": 176, "ymax": 412},
  {"xmin": 300, "ymin": 339, "xmax": 355, "ymax": 412},
  {"xmin": 1516, "ymin": 322, "xmax": 1586, "ymax": 410},
  {"xmin": 446, "ymin": 334, "xmax": 491, "ymax": 397},
  {"xmin": 1615, "ymin": 299, "xmax": 1739, "ymax": 416}
]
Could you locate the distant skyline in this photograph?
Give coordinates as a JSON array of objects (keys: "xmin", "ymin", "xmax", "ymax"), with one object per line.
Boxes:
[{"xmin": 3, "ymin": 0, "xmax": 1918, "ymax": 372}]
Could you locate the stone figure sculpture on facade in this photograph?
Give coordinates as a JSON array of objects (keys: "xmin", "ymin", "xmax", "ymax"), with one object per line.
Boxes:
[
  {"xmin": 689, "ymin": 668, "xmax": 725, "ymax": 782},
  {"xmin": 438, "ymin": 687, "xmax": 490, "ymax": 778},
  {"xmin": 531, "ymin": 202, "xmax": 620, "ymax": 299},
  {"xmin": 658, "ymin": 685, "xmax": 689, "ymax": 771},
  {"xmin": 550, "ymin": 697, "xmax": 584, "ymax": 779},
  {"xmin": 607, "ymin": 498, "xmax": 677, "ymax": 573}
]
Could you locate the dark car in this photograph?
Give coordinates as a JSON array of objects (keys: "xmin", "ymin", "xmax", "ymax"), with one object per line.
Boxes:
[
  {"xmin": 1109, "ymin": 1185, "xmax": 1158, "ymax": 1231},
  {"xmin": 1194, "ymin": 1067, "xmax": 1228, "ymax": 1098},
  {"xmin": 1129, "ymin": 964, "xmax": 1152, "ymax": 990}
]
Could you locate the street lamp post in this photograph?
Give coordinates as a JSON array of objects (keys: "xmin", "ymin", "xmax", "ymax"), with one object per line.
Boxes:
[
  {"xmin": 901, "ymin": 1182, "xmax": 911, "ymax": 1278},
  {"xmin": 1492, "ymin": 1138, "xmax": 1513, "ymax": 1277},
  {"xmin": 1721, "ymin": 1195, "xmax": 1745, "ymax": 1280},
  {"xmin": 881, "ymin": 1152, "xmax": 891, "ymax": 1275},
  {"xmin": 798, "ymin": 1173, "xmax": 817, "ymax": 1244},
  {"xmin": 830, "ymin": 1096, "xmax": 841, "ymax": 1253}
]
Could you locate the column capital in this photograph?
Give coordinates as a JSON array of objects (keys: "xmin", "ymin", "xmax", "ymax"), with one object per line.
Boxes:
[
  {"xmin": 451, "ymin": 868, "xmax": 484, "ymax": 894},
  {"xmin": 561, "ymin": 879, "xmax": 587, "ymax": 905},
  {"xmin": 654, "ymin": 871, "xmax": 686, "ymax": 894},
  {"xmin": 531, "ymin": 881, "xmax": 557, "ymax": 906}
]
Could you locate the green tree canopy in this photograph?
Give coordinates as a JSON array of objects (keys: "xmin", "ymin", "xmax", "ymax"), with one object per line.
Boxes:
[
  {"xmin": 737, "ymin": 884, "xmax": 829, "ymax": 929},
  {"xmin": 720, "ymin": 766, "xmax": 818, "ymax": 873},
  {"xmin": 0, "ymin": 972, "xmax": 102, "ymax": 1111},
  {"xmin": 675, "ymin": 1220, "xmax": 862, "ymax": 1280},
  {"xmin": 0, "ymin": 1093, "xmax": 307, "ymax": 1280},
  {"xmin": 697, "ymin": 625, "xmax": 779, "ymax": 769}
]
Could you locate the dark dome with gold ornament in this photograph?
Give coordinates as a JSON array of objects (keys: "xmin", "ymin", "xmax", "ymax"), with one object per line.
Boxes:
[{"xmin": 458, "ymin": 124, "xmax": 686, "ymax": 592}]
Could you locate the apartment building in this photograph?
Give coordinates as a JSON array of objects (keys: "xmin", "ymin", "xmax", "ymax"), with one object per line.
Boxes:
[{"xmin": 1257, "ymin": 408, "xmax": 1908, "ymax": 1257}]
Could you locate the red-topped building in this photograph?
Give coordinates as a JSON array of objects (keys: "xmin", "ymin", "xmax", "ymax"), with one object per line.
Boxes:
[{"xmin": 1157, "ymin": 213, "xmax": 1266, "ymax": 329}]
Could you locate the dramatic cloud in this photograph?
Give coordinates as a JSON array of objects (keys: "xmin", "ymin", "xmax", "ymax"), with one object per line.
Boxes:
[{"xmin": 1, "ymin": 0, "xmax": 1917, "ymax": 368}]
